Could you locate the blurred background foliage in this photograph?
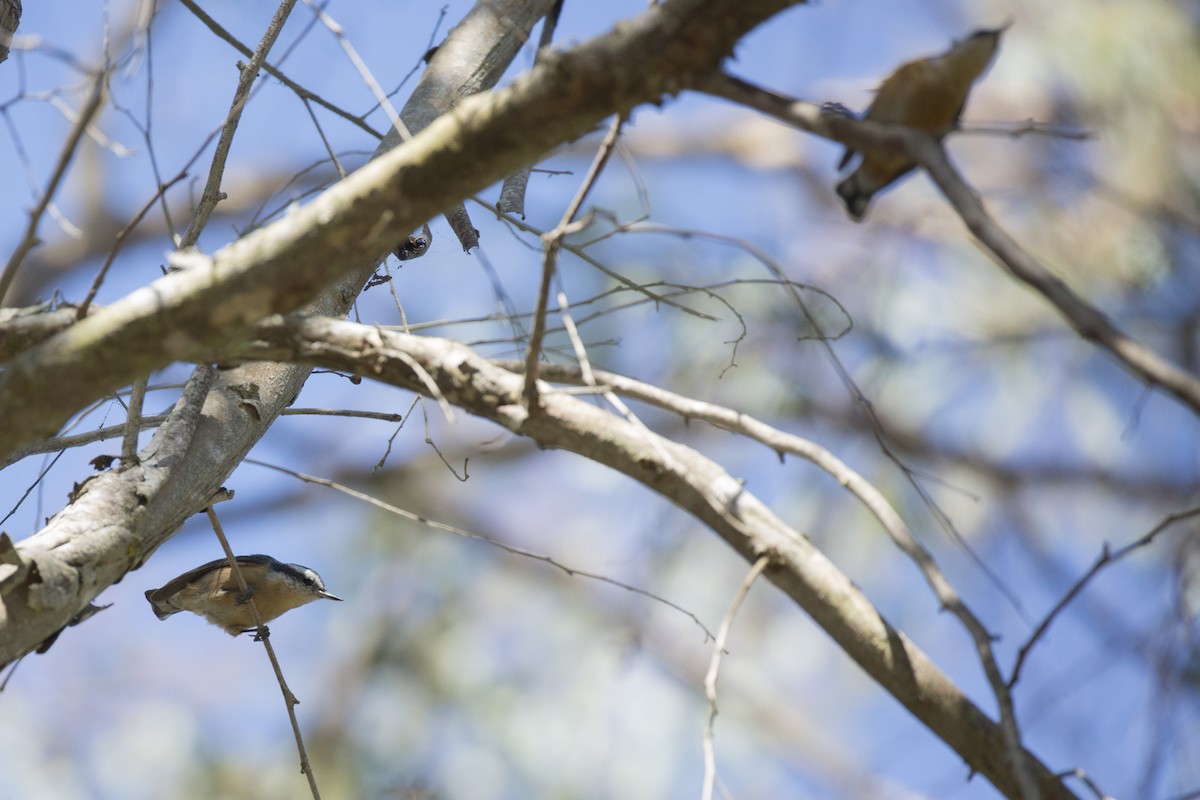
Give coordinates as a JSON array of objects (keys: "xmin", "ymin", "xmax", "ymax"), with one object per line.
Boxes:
[{"xmin": 1, "ymin": 0, "xmax": 1198, "ymax": 798}]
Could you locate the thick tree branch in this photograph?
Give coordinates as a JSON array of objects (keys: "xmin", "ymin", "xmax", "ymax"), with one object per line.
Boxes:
[
  {"xmin": 504, "ymin": 362, "xmax": 1036, "ymax": 796},
  {"xmin": 230, "ymin": 314, "xmax": 1077, "ymax": 800},
  {"xmin": 0, "ymin": 303, "xmax": 96, "ymax": 361},
  {"xmin": 0, "ymin": 0, "xmax": 557, "ymax": 666},
  {"xmin": 0, "ymin": 0, "xmax": 815, "ymax": 689},
  {"xmin": 0, "ymin": 0, "xmax": 804, "ymax": 464},
  {"xmin": 0, "ymin": 366, "xmax": 215, "ymax": 662},
  {"xmin": 0, "ymin": 0, "xmax": 20, "ymax": 65}
]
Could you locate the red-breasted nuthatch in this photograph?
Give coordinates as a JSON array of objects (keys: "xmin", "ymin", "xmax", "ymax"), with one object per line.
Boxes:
[
  {"xmin": 836, "ymin": 26, "xmax": 1006, "ymax": 221},
  {"xmin": 145, "ymin": 554, "xmax": 341, "ymax": 637}
]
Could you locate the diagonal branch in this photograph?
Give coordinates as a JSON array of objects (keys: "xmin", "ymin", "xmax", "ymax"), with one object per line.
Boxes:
[
  {"xmin": 507, "ymin": 361, "xmax": 1038, "ymax": 797},
  {"xmin": 0, "ymin": 0, "xmax": 806, "ymax": 464},
  {"xmin": 176, "ymin": 0, "xmax": 382, "ymax": 138},
  {"xmin": 0, "ymin": 0, "xmax": 558, "ymax": 667},
  {"xmin": 911, "ymin": 134, "xmax": 1200, "ymax": 416},
  {"xmin": 697, "ymin": 71, "xmax": 1200, "ymax": 418},
  {"xmin": 0, "ymin": 70, "xmax": 107, "ymax": 305},
  {"xmin": 179, "ymin": 0, "xmax": 299, "ymax": 249},
  {"xmin": 234, "ymin": 313, "xmax": 1078, "ymax": 800}
]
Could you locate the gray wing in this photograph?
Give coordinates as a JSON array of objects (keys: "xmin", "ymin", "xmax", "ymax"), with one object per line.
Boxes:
[{"xmin": 144, "ymin": 554, "xmax": 275, "ymax": 617}]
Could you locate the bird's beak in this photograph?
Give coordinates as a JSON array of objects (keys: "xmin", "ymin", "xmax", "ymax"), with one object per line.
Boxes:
[{"xmin": 319, "ymin": 591, "xmax": 343, "ymax": 601}]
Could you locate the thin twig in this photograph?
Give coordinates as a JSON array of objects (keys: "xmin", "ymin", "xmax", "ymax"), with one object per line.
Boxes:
[
  {"xmin": 0, "ymin": 451, "xmax": 66, "ymax": 528},
  {"xmin": 245, "ymin": 458, "xmax": 716, "ymax": 641},
  {"xmin": 373, "ymin": 395, "xmax": 422, "ymax": 472},
  {"xmin": 299, "ymin": 0, "xmax": 410, "ymax": 144},
  {"xmin": 302, "ymin": 98, "xmax": 346, "ymax": 180},
  {"xmin": 206, "ymin": 505, "xmax": 322, "ymax": 800},
  {"xmin": 280, "ymin": 407, "xmax": 403, "ymax": 422},
  {"xmin": 1009, "ymin": 505, "xmax": 1200, "ymax": 689},
  {"xmin": 472, "ymin": 195, "xmax": 715, "ymax": 319},
  {"xmin": 556, "ymin": 290, "xmax": 681, "ymax": 471},
  {"xmin": 378, "ymin": 276, "xmax": 787, "ymax": 339},
  {"xmin": 416, "ymin": 397, "xmax": 468, "ymax": 480},
  {"xmin": 180, "ymin": 0, "xmax": 299, "ymax": 249},
  {"xmin": 702, "ymin": 555, "xmax": 769, "ymax": 800},
  {"xmin": 1057, "ymin": 768, "xmax": 1118, "ymax": 800},
  {"xmin": 958, "ymin": 119, "xmax": 1090, "ymax": 140},
  {"xmin": 0, "ymin": 71, "xmax": 107, "ymax": 305},
  {"xmin": 176, "ymin": 0, "xmax": 381, "ymax": 138},
  {"xmin": 2, "ymin": 414, "xmax": 170, "ymax": 467},
  {"xmin": 77, "ymin": 169, "xmax": 189, "ymax": 318},
  {"xmin": 522, "ymin": 115, "xmax": 625, "ymax": 408}
]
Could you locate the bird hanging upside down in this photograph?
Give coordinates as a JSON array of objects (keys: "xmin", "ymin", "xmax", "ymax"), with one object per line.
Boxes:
[{"xmin": 836, "ymin": 26, "xmax": 1007, "ymax": 221}]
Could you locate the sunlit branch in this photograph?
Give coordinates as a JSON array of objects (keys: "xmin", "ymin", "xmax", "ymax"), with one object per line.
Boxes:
[{"xmin": 234, "ymin": 313, "xmax": 1077, "ymax": 800}]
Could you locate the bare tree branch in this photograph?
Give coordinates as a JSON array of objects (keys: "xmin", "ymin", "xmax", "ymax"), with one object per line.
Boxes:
[
  {"xmin": 507, "ymin": 363, "xmax": 1037, "ymax": 797},
  {"xmin": 246, "ymin": 458, "xmax": 717, "ymax": 641},
  {"xmin": 176, "ymin": 0, "xmax": 382, "ymax": 138},
  {"xmin": 702, "ymin": 555, "xmax": 769, "ymax": 800},
  {"xmin": 912, "ymin": 135, "xmax": 1200, "ymax": 417},
  {"xmin": 523, "ymin": 115, "xmax": 624, "ymax": 409},
  {"xmin": 697, "ymin": 71, "xmax": 1200, "ymax": 419},
  {"xmin": 206, "ymin": 504, "xmax": 323, "ymax": 800},
  {"xmin": 0, "ymin": 0, "xmax": 803, "ymax": 462},
  {"xmin": 178, "ymin": 0, "xmax": 299, "ymax": 249},
  {"xmin": 0, "ymin": 0, "xmax": 559, "ymax": 665},
  {"xmin": 0, "ymin": 303, "xmax": 97, "ymax": 361},
  {"xmin": 231, "ymin": 313, "xmax": 1078, "ymax": 800}
]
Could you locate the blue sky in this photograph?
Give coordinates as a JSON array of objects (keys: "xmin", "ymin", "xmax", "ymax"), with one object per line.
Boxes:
[{"xmin": 2, "ymin": 1, "xmax": 1198, "ymax": 798}]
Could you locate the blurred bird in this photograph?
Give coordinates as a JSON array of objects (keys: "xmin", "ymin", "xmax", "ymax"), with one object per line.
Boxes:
[{"xmin": 836, "ymin": 26, "xmax": 1007, "ymax": 221}]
